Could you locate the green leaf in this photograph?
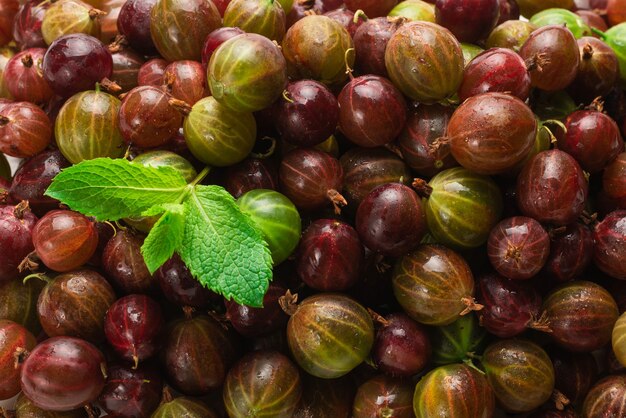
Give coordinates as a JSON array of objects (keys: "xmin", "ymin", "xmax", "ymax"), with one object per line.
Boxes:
[
  {"xmin": 178, "ymin": 185, "xmax": 273, "ymax": 307},
  {"xmin": 141, "ymin": 203, "xmax": 185, "ymax": 274},
  {"xmin": 45, "ymin": 158, "xmax": 188, "ymax": 221}
]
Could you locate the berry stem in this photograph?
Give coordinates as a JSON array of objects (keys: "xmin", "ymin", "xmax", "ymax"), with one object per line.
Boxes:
[
  {"xmin": 412, "ymin": 178, "xmax": 432, "ymax": 198},
  {"xmin": 88, "ymin": 8, "xmax": 107, "ymax": 19},
  {"xmin": 353, "ymin": 9, "xmax": 368, "ymax": 24},
  {"xmin": 21, "ymin": 54, "xmax": 33, "ymax": 68},
  {"xmin": 367, "ymin": 308, "xmax": 389, "ymax": 326},
  {"xmin": 327, "ymin": 189, "xmax": 347, "ymax": 215},
  {"xmin": 590, "ymin": 27, "xmax": 606, "ymax": 39},
  {"xmin": 14, "ymin": 200, "xmax": 31, "ymax": 219},
  {"xmin": 527, "ymin": 311, "xmax": 553, "ymax": 333},
  {"xmin": 459, "ymin": 297, "xmax": 484, "ymax": 315},
  {"xmin": 169, "ymin": 98, "xmax": 192, "ymax": 116},
  {"xmin": 552, "ymin": 390, "xmax": 570, "ymax": 411},
  {"xmin": 18, "ymin": 253, "xmax": 41, "ymax": 274},
  {"xmin": 278, "ymin": 290, "xmax": 299, "ymax": 316},
  {"xmin": 182, "ymin": 306, "xmax": 195, "ymax": 319}
]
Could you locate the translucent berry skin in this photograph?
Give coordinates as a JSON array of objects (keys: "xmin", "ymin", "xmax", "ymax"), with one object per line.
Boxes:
[
  {"xmin": 32, "ymin": 209, "xmax": 98, "ymax": 272},
  {"xmin": 104, "ymin": 295, "xmax": 163, "ymax": 366},
  {"xmin": 0, "ymin": 277, "xmax": 45, "ymax": 335},
  {"xmin": 582, "ymin": 375, "xmax": 626, "ymax": 418},
  {"xmin": 37, "ymin": 269, "xmax": 116, "ymax": 343},
  {"xmin": 0, "ymin": 203, "xmax": 37, "ymax": 283},
  {"xmin": 543, "ymin": 281, "xmax": 619, "ymax": 352},
  {"xmin": 137, "ymin": 58, "xmax": 168, "ymax": 87},
  {"xmin": 117, "ymin": 0, "xmax": 158, "ymax": 54},
  {"xmin": 297, "ymin": 219, "xmax": 363, "ymax": 291},
  {"xmin": 353, "ymin": 17, "xmax": 405, "ymax": 77},
  {"xmin": 98, "ymin": 364, "xmax": 163, "ymax": 418},
  {"xmin": 476, "ymin": 273, "xmax": 542, "ymax": 338},
  {"xmin": 223, "ymin": 351, "xmax": 302, "ymax": 418},
  {"xmin": 224, "ymin": 157, "xmax": 279, "ymax": 199},
  {"xmin": 356, "ymin": 183, "xmax": 427, "ymax": 257},
  {"xmin": 275, "ymin": 79, "xmax": 339, "ymax": 147},
  {"xmin": 118, "ymin": 86, "xmax": 182, "ymax": 149},
  {"xmin": 12, "ymin": 0, "xmax": 49, "ymax": 50},
  {"xmin": 372, "ymin": 313, "xmax": 431, "ymax": 377},
  {"xmin": 0, "ymin": 101, "xmax": 52, "ymax": 159},
  {"xmin": 0, "ymin": 320, "xmax": 37, "ymax": 400},
  {"xmin": 42, "ymin": 34, "xmax": 113, "ymax": 98},
  {"xmin": 201, "ymin": 27, "xmax": 245, "ymax": 70},
  {"xmin": 435, "ymin": 0, "xmax": 500, "ymax": 43},
  {"xmin": 558, "ymin": 110, "xmax": 624, "ymax": 173},
  {"xmin": 20, "ymin": 336, "xmax": 107, "ymax": 412},
  {"xmin": 487, "ymin": 216, "xmax": 550, "ymax": 280},
  {"xmin": 111, "ymin": 49, "xmax": 145, "ymax": 94},
  {"xmin": 4, "ymin": 48, "xmax": 54, "ymax": 104},
  {"xmin": 163, "ymin": 60, "xmax": 207, "ymax": 105},
  {"xmin": 594, "ymin": 210, "xmax": 626, "ymax": 280},
  {"xmin": 544, "ymin": 222, "xmax": 593, "ymax": 282},
  {"xmin": 338, "ymin": 75, "xmax": 407, "ymax": 148},
  {"xmin": 102, "ymin": 229, "xmax": 155, "ymax": 295},
  {"xmin": 516, "ymin": 150, "xmax": 588, "ymax": 226}
]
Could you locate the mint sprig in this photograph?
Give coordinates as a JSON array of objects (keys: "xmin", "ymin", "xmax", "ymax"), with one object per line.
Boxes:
[{"xmin": 45, "ymin": 158, "xmax": 273, "ymax": 307}]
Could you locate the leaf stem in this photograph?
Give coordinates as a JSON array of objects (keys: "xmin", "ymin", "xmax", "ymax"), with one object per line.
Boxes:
[{"xmin": 190, "ymin": 166, "xmax": 211, "ymax": 187}]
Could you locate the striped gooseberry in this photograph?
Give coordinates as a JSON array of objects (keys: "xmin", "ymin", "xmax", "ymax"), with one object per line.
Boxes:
[
  {"xmin": 223, "ymin": 0, "xmax": 286, "ymax": 42},
  {"xmin": 353, "ymin": 375, "xmax": 415, "ymax": 418},
  {"xmin": 582, "ymin": 375, "xmax": 626, "ymax": 418},
  {"xmin": 0, "ymin": 202, "xmax": 37, "ymax": 283},
  {"xmin": 282, "ymin": 293, "xmax": 374, "ymax": 379},
  {"xmin": 152, "ymin": 396, "xmax": 217, "ymax": 418},
  {"xmin": 0, "ymin": 320, "xmax": 36, "ymax": 400},
  {"xmin": 4, "ymin": 48, "xmax": 53, "ymax": 103},
  {"xmin": 392, "ymin": 244, "xmax": 482, "ymax": 326},
  {"xmin": 0, "ymin": 101, "xmax": 52, "ymax": 159},
  {"xmin": 594, "ymin": 210, "xmax": 626, "ymax": 280},
  {"xmin": 41, "ymin": 0, "xmax": 103, "ymax": 44}
]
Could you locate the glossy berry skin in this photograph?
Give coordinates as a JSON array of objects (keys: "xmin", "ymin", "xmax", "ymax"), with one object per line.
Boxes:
[
  {"xmin": 282, "ymin": 15, "xmax": 354, "ymax": 87},
  {"xmin": 0, "ymin": 320, "xmax": 36, "ymax": 400},
  {"xmin": 223, "ymin": 351, "xmax": 302, "ymax": 418},
  {"xmin": 385, "ymin": 21, "xmax": 464, "ymax": 103},
  {"xmin": 279, "ymin": 148, "xmax": 344, "ymax": 213},
  {"xmin": 487, "ymin": 216, "xmax": 550, "ymax": 280},
  {"xmin": 223, "ymin": 0, "xmax": 286, "ymax": 42},
  {"xmin": 459, "ymin": 48, "xmax": 531, "ymax": 102},
  {"xmin": 104, "ymin": 295, "xmax": 163, "ymax": 366},
  {"xmin": 286, "ymin": 294, "xmax": 374, "ymax": 379},
  {"xmin": 226, "ymin": 281, "xmax": 289, "ymax": 338},
  {"xmin": 37, "ymin": 269, "xmax": 116, "ymax": 343},
  {"xmin": 4, "ymin": 48, "xmax": 54, "ymax": 104},
  {"xmin": 225, "ymin": 157, "xmax": 278, "ymax": 199},
  {"xmin": 163, "ymin": 60, "xmax": 207, "ymax": 105},
  {"xmin": 424, "ymin": 167, "xmax": 503, "ymax": 249},
  {"xmin": 21, "ymin": 336, "xmax": 107, "ymax": 411},
  {"xmin": 155, "ymin": 254, "xmax": 219, "ymax": 308},
  {"xmin": 98, "ymin": 364, "xmax": 163, "ymax": 418},
  {"xmin": 582, "ymin": 375, "xmax": 626, "ymax": 418},
  {"xmin": 42, "ymin": 34, "xmax": 113, "ymax": 98},
  {"xmin": 353, "ymin": 375, "xmax": 414, "ymax": 418},
  {"xmin": 497, "ymin": 0, "xmax": 519, "ymax": 23},
  {"xmin": 339, "ymin": 75, "xmax": 407, "ymax": 148},
  {"xmin": 184, "ymin": 96, "xmax": 256, "ymax": 167},
  {"xmin": 237, "ymin": 189, "xmax": 301, "ymax": 265},
  {"xmin": 435, "ymin": 0, "xmax": 500, "ymax": 43},
  {"xmin": 276, "ymin": 80, "xmax": 339, "ymax": 147},
  {"xmin": 372, "ymin": 313, "xmax": 431, "ymax": 377},
  {"xmin": 430, "ymin": 313, "xmax": 487, "ymax": 365},
  {"xmin": 516, "ymin": 150, "xmax": 588, "ymax": 226},
  {"xmin": 448, "ymin": 93, "xmax": 536, "ymax": 175},
  {"xmin": 544, "ymin": 223, "xmax": 593, "ymax": 282},
  {"xmin": 111, "ymin": 49, "xmax": 145, "ymax": 94},
  {"xmin": 340, "ymin": 147, "xmax": 412, "ymax": 207},
  {"xmin": 356, "ymin": 183, "xmax": 427, "ymax": 257},
  {"xmin": 571, "ymin": 37, "xmax": 619, "ymax": 103},
  {"xmin": 543, "ymin": 281, "xmax": 619, "ymax": 352},
  {"xmin": 558, "ymin": 110, "xmax": 624, "ymax": 173},
  {"xmin": 119, "ymin": 86, "xmax": 182, "ymax": 149},
  {"xmin": 0, "ymin": 203, "xmax": 37, "ymax": 283},
  {"xmin": 413, "ymin": 363, "xmax": 495, "ymax": 418},
  {"xmin": 117, "ymin": 0, "xmax": 158, "ymax": 54},
  {"xmin": 0, "ymin": 101, "xmax": 52, "ymax": 158},
  {"xmin": 353, "ymin": 17, "xmax": 405, "ymax": 77},
  {"xmin": 550, "ymin": 348, "xmax": 598, "ymax": 404},
  {"xmin": 397, "ymin": 104, "xmax": 456, "ymax": 177},
  {"xmin": 137, "ymin": 58, "xmax": 167, "ymax": 87},
  {"xmin": 519, "ymin": 25, "xmax": 580, "ymax": 92},
  {"xmin": 476, "ymin": 273, "xmax": 542, "ymax": 338},
  {"xmin": 297, "ymin": 219, "xmax": 363, "ymax": 291},
  {"xmin": 594, "ymin": 210, "xmax": 626, "ymax": 280},
  {"xmin": 32, "ymin": 210, "xmax": 98, "ymax": 272},
  {"xmin": 56, "ymin": 90, "xmax": 125, "ymax": 164},
  {"xmin": 482, "ymin": 339, "xmax": 555, "ymax": 413},
  {"xmin": 102, "ymin": 229, "xmax": 155, "ymax": 295},
  {"xmin": 201, "ymin": 27, "xmax": 245, "ymax": 70},
  {"xmin": 209, "ymin": 33, "xmax": 286, "ymax": 113},
  {"xmin": 150, "ymin": 0, "xmax": 221, "ymax": 61},
  {"xmin": 392, "ymin": 244, "xmax": 479, "ymax": 326},
  {"xmin": 164, "ymin": 315, "xmax": 239, "ymax": 395},
  {"xmin": 9, "ymin": 150, "xmax": 70, "ymax": 217},
  {"xmin": 12, "ymin": 0, "xmax": 49, "ymax": 49}
]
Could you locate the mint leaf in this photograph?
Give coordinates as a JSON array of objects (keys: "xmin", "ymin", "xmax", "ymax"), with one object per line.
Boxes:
[
  {"xmin": 45, "ymin": 158, "xmax": 188, "ymax": 221},
  {"xmin": 179, "ymin": 185, "xmax": 273, "ymax": 307},
  {"xmin": 141, "ymin": 204, "xmax": 185, "ymax": 274}
]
